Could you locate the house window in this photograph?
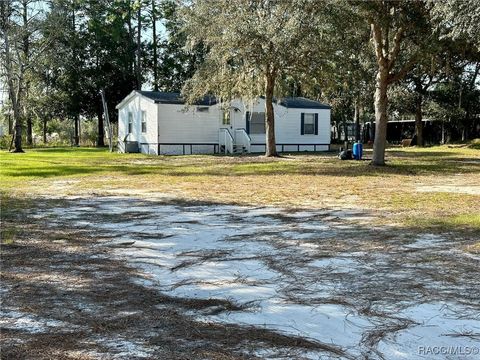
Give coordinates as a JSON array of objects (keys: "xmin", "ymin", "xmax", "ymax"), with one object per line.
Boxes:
[
  {"xmin": 128, "ymin": 112, "xmax": 133, "ymax": 134},
  {"xmin": 223, "ymin": 111, "xmax": 230, "ymax": 125},
  {"xmin": 304, "ymin": 113, "xmax": 315, "ymax": 134},
  {"xmin": 141, "ymin": 111, "xmax": 147, "ymax": 133},
  {"xmin": 250, "ymin": 112, "xmax": 265, "ymax": 134},
  {"xmin": 197, "ymin": 106, "xmax": 209, "ymax": 112}
]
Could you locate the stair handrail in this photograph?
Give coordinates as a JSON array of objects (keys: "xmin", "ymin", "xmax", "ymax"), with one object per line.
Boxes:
[
  {"xmin": 234, "ymin": 128, "xmax": 251, "ymax": 153},
  {"xmin": 218, "ymin": 129, "xmax": 225, "ymax": 149},
  {"xmin": 219, "ymin": 128, "xmax": 234, "ymax": 154}
]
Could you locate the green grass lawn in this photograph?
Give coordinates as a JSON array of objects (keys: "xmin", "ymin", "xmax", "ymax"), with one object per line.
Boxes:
[{"xmin": 1, "ymin": 146, "xmax": 479, "ymax": 232}]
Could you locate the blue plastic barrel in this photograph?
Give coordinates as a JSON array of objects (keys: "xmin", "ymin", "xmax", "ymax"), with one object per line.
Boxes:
[
  {"xmin": 357, "ymin": 142, "xmax": 363, "ymax": 160},
  {"xmin": 353, "ymin": 142, "xmax": 363, "ymax": 160},
  {"xmin": 352, "ymin": 143, "xmax": 358, "ymax": 159}
]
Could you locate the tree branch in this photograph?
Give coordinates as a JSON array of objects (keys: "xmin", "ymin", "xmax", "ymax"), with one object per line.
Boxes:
[
  {"xmin": 388, "ymin": 26, "xmax": 405, "ymax": 70},
  {"xmin": 388, "ymin": 55, "xmax": 417, "ymax": 84},
  {"xmin": 370, "ymin": 21, "xmax": 385, "ymax": 67}
]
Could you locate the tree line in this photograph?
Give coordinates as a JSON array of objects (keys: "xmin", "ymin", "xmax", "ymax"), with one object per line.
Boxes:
[
  {"xmin": 0, "ymin": 0, "xmax": 195, "ymax": 151},
  {"xmin": 1, "ymin": 0, "xmax": 479, "ymax": 165}
]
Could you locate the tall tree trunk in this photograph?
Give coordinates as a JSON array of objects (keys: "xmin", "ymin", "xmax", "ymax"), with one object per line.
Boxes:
[
  {"xmin": 152, "ymin": 0, "xmax": 158, "ymax": 91},
  {"xmin": 43, "ymin": 118, "xmax": 47, "ymax": 144},
  {"xmin": 136, "ymin": 2, "xmax": 142, "ymax": 90},
  {"xmin": 25, "ymin": 91, "xmax": 32, "ymax": 146},
  {"xmin": 354, "ymin": 97, "xmax": 360, "ymax": 142},
  {"xmin": 26, "ymin": 113, "xmax": 32, "ymax": 146},
  {"xmin": 264, "ymin": 73, "xmax": 277, "ymax": 157},
  {"xmin": 8, "ymin": 114, "xmax": 13, "ymax": 135},
  {"xmin": 127, "ymin": 0, "xmax": 135, "ymax": 75},
  {"xmin": 12, "ymin": 124, "xmax": 23, "ymax": 152},
  {"xmin": 441, "ymin": 121, "xmax": 445, "ymax": 144},
  {"xmin": 97, "ymin": 111, "xmax": 105, "ymax": 147},
  {"xmin": 415, "ymin": 94, "xmax": 423, "ymax": 147},
  {"xmin": 464, "ymin": 107, "xmax": 471, "ymax": 141},
  {"xmin": 372, "ymin": 68, "xmax": 388, "ymax": 166},
  {"xmin": 464, "ymin": 63, "xmax": 479, "ymax": 141},
  {"xmin": 71, "ymin": 0, "xmax": 80, "ymax": 142},
  {"xmin": 74, "ymin": 115, "xmax": 80, "ymax": 146},
  {"xmin": 22, "ymin": 0, "xmax": 33, "ymax": 146},
  {"xmin": 2, "ymin": 0, "xmax": 24, "ymax": 153},
  {"xmin": 25, "ymin": 99, "xmax": 32, "ymax": 146}
]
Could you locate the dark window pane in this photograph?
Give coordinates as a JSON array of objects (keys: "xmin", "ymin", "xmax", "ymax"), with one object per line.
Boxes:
[
  {"xmin": 304, "ymin": 113, "xmax": 315, "ymax": 134},
  {"xmin": 304, "ymin": 124, "xmax": 314, "ymax": 134},
  {"xmin": 250, "ymin": 112, "xmax": 265, "ymax": 134},
  {"xmin": 141, "ymin": 111, "xmax": 147, "ymax": 133},
  {"xmin": 128, "ymin": 112, "xmax": 133, "ymax": 134},
  {"xmin": 223, "ymin": 111, "xmax": 230, "ymax": 125}
]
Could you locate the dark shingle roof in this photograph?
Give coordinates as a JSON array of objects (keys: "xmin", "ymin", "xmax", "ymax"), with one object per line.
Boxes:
[
  {"xmin": 278, "ymin": 97, "xmax": 331, "ymax": 109},
  {"xmin": 138, "ymin": 91, "xmax": 217, "ymax": 106},
  {"xmin": 137, "ymin": 91, "xmax": 329, "ymax": 109}
]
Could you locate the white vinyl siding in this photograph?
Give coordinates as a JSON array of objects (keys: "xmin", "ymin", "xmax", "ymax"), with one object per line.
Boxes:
[
  {"xmin": 244, "ymin": 98, "xmax": 330, "ymax": 148},
  {"xmin": 117, "ymin": 92, "xmax": 159, "ymax": 154},
  {"xmin": 157, "ymin": 103, "xmax": 221, "ymax": 144},
  {"xmin": 117, "ymin": 93, "xmax": 330, "ymax": 155},
  {"xmin": 138, "ymin": 95, "xmax": 159, "ymax": 154}
]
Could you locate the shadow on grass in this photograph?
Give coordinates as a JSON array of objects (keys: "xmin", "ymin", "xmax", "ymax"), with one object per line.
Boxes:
[
  {"xmin": 3, "ymin": 166, "xmax": 101, "ymax": 178},
  {"xmin": 2, "ymin": 147, "xmax": 479, "ymax": 179},
  {"xmin": 11, "ymin": 146, "xmax": 110, "ymax": 154},
  {"xmin": 3, "ymin": 160, "xmax": 479, "ymax": 179},
  {"xmin": 385, "ymin": 150, "xmax": 463, "ymax": 158}
]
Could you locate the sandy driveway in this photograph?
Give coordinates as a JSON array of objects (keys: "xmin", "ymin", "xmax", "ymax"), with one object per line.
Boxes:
[{"xmin": 1, "ymin": 197, "xmax": 479, "ymax": 359}]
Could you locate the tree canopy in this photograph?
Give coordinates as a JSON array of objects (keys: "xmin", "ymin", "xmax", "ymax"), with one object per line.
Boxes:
[
  {"xmin": 181, "ymin": 0, "xmax": 337, "ymax": 156},
  {"xmin": 0, "ymin": 0, "xmax": 478, "ymax": 158}
]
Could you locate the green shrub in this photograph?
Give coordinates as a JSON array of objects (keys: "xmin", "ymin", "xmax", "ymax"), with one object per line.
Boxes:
[
  {"xmin": 0, "ymin": 135, "xmax": 12, "ymax": 150},
  {"xmin": 469, "ymin": 138, "xmax": 480, "ymax": 150}
]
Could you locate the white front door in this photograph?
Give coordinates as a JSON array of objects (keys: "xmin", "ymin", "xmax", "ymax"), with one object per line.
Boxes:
[
  {"xmin": 233, "ymin": 108, "xmax": 246, "ymax": 143},
  {"xmin": 221, "ymin": 108, "xmax": 244, "ymax": 143},
  {"xmin": 221, "ymin": 109, "xmax": 235, "ymax": 144}
]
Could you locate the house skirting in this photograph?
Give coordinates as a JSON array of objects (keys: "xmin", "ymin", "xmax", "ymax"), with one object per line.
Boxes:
[
  {"xmin": 123, "ymin": 142, "xmax": 330, "ymax": 155},
  {"xmin": 250, "ymin": 143, "xmax": 330, "ymax": 153},
  {"xmin": 156, "ymin": 143, "xmax": 219, "ymax": 155}
]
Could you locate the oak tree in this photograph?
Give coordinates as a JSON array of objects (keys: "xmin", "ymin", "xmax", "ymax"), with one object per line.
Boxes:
[{"xmin": 182, "ymin": 0, "xmax": 328, "ymax": 156}]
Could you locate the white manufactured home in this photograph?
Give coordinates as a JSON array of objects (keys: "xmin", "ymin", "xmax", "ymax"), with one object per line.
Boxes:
[{"xmin": 116, "ymin": 91, "xmax": 331, "ymax": 155}]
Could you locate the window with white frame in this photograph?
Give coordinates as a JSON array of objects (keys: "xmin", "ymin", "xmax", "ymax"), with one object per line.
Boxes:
[
  {"xmin": 250, "ymin": 112, "xmax": 265, "ymax": 134},
  {"xmin": 128, "ymin": 112, "xmax": 133, "ymax": 134},
  {"xmin": 141, "ymin": 111, "xmax": 147, "ymax": 133},
  {"xmin": 303, "ymin": 113, "xmax": 315, "ymax": 135}
]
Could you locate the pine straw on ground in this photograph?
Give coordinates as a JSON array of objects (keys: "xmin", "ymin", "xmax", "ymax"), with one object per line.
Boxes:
[
  {"xmin": 3, "ymin": 196, "xmax": 479, "ymax": 359},
  {"xmin": 0, "ymin": 200, "xmax": 348, "ymax": 360}
]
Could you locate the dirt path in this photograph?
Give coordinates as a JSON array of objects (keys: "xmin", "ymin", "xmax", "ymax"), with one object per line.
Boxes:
[{"xmin": 1, "ymin": 197, "xmax": 479, "ymax": 359}]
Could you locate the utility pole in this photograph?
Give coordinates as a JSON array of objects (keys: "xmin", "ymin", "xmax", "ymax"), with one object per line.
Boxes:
[{"xmin": 100, "ymin": 90, "xmax": 113, "ymax": 152}]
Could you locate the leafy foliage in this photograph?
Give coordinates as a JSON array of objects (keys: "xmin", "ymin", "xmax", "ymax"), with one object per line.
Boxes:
[
  {"xmin": 431, "ymin": 0, "xmax": 480, "ymax": 50},
  {"xmin": 1, "ymin": 0, "xmax": 479, "ymax": 151}
]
